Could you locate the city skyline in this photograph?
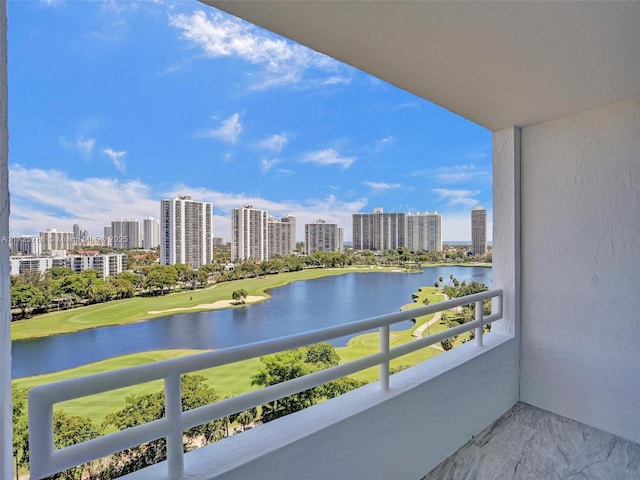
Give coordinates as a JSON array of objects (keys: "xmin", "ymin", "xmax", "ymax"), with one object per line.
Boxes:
[{"xmin": 8, "ymin": 1, "xmax": 492, "ymax": 242}]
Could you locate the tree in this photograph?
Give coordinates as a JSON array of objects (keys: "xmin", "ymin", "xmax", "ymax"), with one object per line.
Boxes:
[
  {"xmin": 252, "ymin": 349, "xmax": 318, "ymax": 422},
  {"xmin": 144, "ymin": 265, "xmax": 178, "ymax": 295},
  {"xmin": 111, "ymin": 277, "xmax": 136, "ymax": 299},
  {"xmin": 12, "ymin": 387, "xmax": 28, "ymax": 480},
  {"xmin": 441, "ymin": 338, "xmax": 454, "ymax": 351},
  {"xmin": 103, "ymin": 375, "xmax": 225, "ymax": 476},
  {"xmin": 191, "ymin": 269, "xmax": 206, "ymax": 288},
  {"xmin": 236, "ymin": 409, "xmax": 256, "ymax": 431},
  {"xmin": 180, "ymin": 375, "xmax": 224, "ymax": 442},
  {"xmin": 117, "ymin": 271, "xmax": 144, "ymax": 289},
  {"xmin": 305, "ymin": 342, "xmax": 340, "ymax": 366},
  {"xmin": 46, "ymin": 410, "xmax": 102, "ymax": 479},
  {"xmin": 173, "ymin": 263, "xmax": 191, "ymax": 284},
  {"xmin": 46, "ymin": 266, "xmax": 75, "ymax": 279},
  {"xmin": 318, "ymin": 377, "xmax": 366, "ymax": 399},
  {"xmin": 252, "ymin": 344, "xmax": 364, "ymax": 423},
  {"xmin": 103, "ymin": 390, "xmax": 168, "ymax": 476},
  {"xmin": 231, "ymin": 289, "xmax": 249, "ymax": 304},
  {"xmin": 11, "ymin": 283, "xmax": 46, "ymax": 318}
]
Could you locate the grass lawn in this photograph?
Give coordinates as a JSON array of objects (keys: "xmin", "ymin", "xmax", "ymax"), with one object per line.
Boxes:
[
  {"xmin": 337, "ymin": 286, "xmax": 453, "ymax": 383},
  {"xmin": 13, "ymin": 349, "xmax": 261, "ymax": 424},
  {"xmin": 11, "ymin": 267, "xmax": 397, "ymax": 341}
]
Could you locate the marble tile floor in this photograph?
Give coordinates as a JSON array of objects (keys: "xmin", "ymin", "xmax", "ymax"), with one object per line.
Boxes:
[{"xmin": 422, "ymin": 402, "xmax": 640, "ymax": 480}]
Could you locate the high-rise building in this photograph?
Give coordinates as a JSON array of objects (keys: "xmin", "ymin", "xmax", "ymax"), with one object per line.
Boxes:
[
  {"xmin": 305, "ymin": 220, "xmax": 344, "ymax": 254},
  {"xmin": 471, "ymin": 206, "xmax": 488, "ymax": 256},
  {"xmin": 160, "ymin": 195, "xmax": 213, "ymax": 269},
  {"xmin": 103, "ymin": 226, "xmax": 112, "ymax": 247},
  {"xmin": 9, "ymin": 236, "xmax": 42, "ymax": 255},
  {"xmin": 268, "ymin": 214, "xmax": 296, "ymax": 258},
  {"xmin": 72, "ymin": 224, "xmax": 88, "ymax": 247},
  {"xmin": 111, "ymin": 219, "xmax": 142, "ymax": 249},
  {"xmin": 39, "ymin": 229, "xmax": 74, "ymax": 252},
  {"xmin": 73, "ymin": 224, "xmax": 80, "ymax": 246},
  {"xmin": 231, "ymin": 205, "xmax": 269, "ymax": 262},
  {"xmin": 406, "ymin": 211, "xmax": 442, "ymax": 252},
  {"xmin": 352, "ymin": 208, "xmax": 406, "ymax": 251},
  {"xmin": 143, "ymin": 217, "xmax": 160, "ymax": 250}
]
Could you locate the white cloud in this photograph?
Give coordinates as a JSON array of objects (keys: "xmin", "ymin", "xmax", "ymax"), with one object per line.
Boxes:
[
  {"xmin": 165, "ymin": 185, "xmax": 367, "ymax": 242},
  {"xmin": 9, "ymin": 165, "xmax": 367, "ymax": 243},
  {"xmin": 412, "ymin": 164, "xmax": 491, "ymax": 184},
  {"xmin": 101, "ymin": 0, "xmax": 139, "ymax": 15},
  {"xmin": 204, "ymin": 113, "xmax": 242, "ymax": 144},
  {"xmin": 261, "ymin": 158, "xmax": 281, "ymax": 173},
  {"xmin": 102, "ymin": 148, "xmax": 127, "ymax": 173},
  {"xmin": 257, "ymin": 133, "xmax": 288, "ymax": 154},
  {"xmin": 169, "ymin": 10, "xmax": 344, "ymax": 90},
  {"xmin": 60, "ymin": 135, "xmax": 96, "ymax": 156},
  {"xmin": 393, "ymin": 102, "xmax": 420, "ymax": 110},
  {"xmin": 9, "ymin": 164, "xmax": 157, "ymax": 237},
  {"xmin": 374, "ymin": 135, "xmax": 396, "ymax": 152},
  {"xmin": 324, "ymin": 76, "xmax": 352, "ymax": 86},
  {"xmin": 302, "ymin": 148, "xmax": 355, "ymax": 169},
  {"xmin": 363, "ymin": 181, "xmax": 401, "ymax": 191},
  {"xmin": 433, "ymin": 188, "xmax": 481, "ymax": 208}
]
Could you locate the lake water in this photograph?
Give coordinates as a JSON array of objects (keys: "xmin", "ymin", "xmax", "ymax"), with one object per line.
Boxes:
[{"xmin": 12, "ymin": 266, "xmax": 491, "ymax": 378}]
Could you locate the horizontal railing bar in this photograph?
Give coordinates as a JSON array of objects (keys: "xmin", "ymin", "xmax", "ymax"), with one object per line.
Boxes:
[
  {"xmin": 180, "ymin": 352, "xmax": 387, "ymax": 431},
  {"xmin": 481, "ymin": 312, "xmax": 501, "ymax": 325},
  {"xmin": 30, "ymin": 290, "xmax": 501, "ymax": 403},
  {"xmin": 390, "ymin": 318, "xmax": 483, "ymax": 360},
  {"xmin": 33, "ymin": 419, "xmax": 169, "ymax": 479}
]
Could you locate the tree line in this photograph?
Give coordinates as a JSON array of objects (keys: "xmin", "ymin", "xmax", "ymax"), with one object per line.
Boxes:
[{"xmin": 10, "ymin": 245, "xmax": 490, "ymax": 320}]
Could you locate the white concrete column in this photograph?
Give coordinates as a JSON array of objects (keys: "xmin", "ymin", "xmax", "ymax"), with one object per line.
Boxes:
[
  {"xmin": 0, "ymin": 2, "xmax": 11, "ymax": 479},
  {"xmin": 492, "ymin": 127, "xmax": 520, "ymax": 339}
]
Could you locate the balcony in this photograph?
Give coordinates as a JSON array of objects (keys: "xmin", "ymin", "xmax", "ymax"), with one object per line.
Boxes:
[
  {"xmin": 29, "ymin": 291, "xmax": 511, "ymax": 479},
  {"xmin": 2, "ymin": 2, "xmax": 640, "ymax": 480}
]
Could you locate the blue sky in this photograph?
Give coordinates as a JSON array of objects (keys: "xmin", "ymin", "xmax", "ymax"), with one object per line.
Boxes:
[{"xmin": 8, "ymin": 0, "xmax": 492, "ymax": 243}]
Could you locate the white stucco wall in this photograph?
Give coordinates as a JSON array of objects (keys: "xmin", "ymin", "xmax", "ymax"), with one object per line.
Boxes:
[
  {"xmin": 520, "ymin": 96, "xmax": 640, "ymax": 443},
  {"xmin": 125, "ymin": 335, "xmax": 519, "ymax": 480},
  {"xmin": 0, "ymin": 3, "xmax": 11, "ymax": 479}
]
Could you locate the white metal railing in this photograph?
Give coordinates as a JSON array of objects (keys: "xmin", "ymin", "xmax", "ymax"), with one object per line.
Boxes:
[{"xmin": 28, "ymin": 289, "xmax": 503, "ymax": 479}]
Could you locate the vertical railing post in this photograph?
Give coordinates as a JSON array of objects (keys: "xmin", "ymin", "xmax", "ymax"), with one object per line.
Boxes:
[
  {"xmin": 165, "ymin": 373, "xmax": 184, "ymax": 479},
  {"xmin": 379, "ymin": 325, "xmax": 390, "ymax": 391},
  {"xmin": 28, "ymin": 392, "xmax": 54, "ymax": 480},
  {"xmin": 475, "ymin": 300, "xmax": 484, "ymax": 347}
]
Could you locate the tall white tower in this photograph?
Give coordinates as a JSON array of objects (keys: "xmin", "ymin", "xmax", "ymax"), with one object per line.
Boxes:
[
  {"xmin": 231, "ymin": 205, "xmax": 269, "ymax": 262},
  {"xmin": 160, "ymin": 195, "xmax": 213, "ymax": 268},
  {"xmin": 143, "ymin": 217, "xmax": 160, "ymax": 250},
  {"xmin": 305, "ymin": 220, "xmax": 344, "ymax": 254},
  {"xmin": 268, "ymin": 214, "xmax": 296, "ymax": 258}
]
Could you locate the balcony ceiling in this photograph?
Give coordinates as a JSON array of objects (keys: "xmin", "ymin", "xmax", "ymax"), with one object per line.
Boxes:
[{"xmin": 206, "ymin": 1, "xmax": 640, "ymax": 131}]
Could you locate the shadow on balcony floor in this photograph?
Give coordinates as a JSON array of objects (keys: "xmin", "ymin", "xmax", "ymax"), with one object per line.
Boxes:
[{"xmin": 422, "ymin": 402, "xmax": 640, "ymax": 480}]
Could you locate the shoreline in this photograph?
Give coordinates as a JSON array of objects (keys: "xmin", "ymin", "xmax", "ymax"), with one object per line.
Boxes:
[
  {"xmin": 11, "ymin": 267, "xmax": 402, "ymax": 342},
  {"xmin": 11, "ymin": 264, "xmax": 491, "ymax": 342},
  {"xmin": 147, "ymin": 295, "xmax": 265, "ymax": 314}
]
